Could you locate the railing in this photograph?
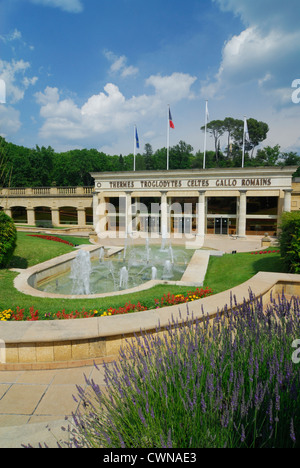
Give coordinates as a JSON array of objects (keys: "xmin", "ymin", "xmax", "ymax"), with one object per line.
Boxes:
[{"xmin": 0, "ymin": 186, "xmax": 94, "ymax": 197}]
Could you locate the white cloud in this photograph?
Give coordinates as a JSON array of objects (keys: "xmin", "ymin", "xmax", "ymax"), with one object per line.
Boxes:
[
  {"xmin": 35, "ymin": 73, "xmax": 197, "ymax": 143},
  {"xmin": 0, "ymin": 59, "xmax": 38, "ymax": 104},
  {"xmin": 104, "ymin": 51, "xmax": 139, "ymax": 78},
  {"xmin": 0, "ymin": 105, "xmax": 22, "ymax": 136},
  {"xmin": 214, "ymin": 0, "xmax": 300, "ymax": 32},
  {"xmin": 205, "ymin": 0, "xmax": 300, "ymax": 105},
  {"xmin": 0, "ymin": 29, "xmax": 22, "ymax": 43},
  {"xmin": 146, "ymin": 73, "xmax": 197, "ymax": 102},
  {"xmin": 0, "ymin": 28, "xmax": 35, "ymax": 51},
  {"xmin": 29, "ymin": 0, "xmax": 84, "ymax": 13}
]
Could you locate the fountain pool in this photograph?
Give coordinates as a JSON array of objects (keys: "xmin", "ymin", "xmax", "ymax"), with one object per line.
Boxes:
[{"xmin": 37, "ymin": 241, "xmax": 195, "ymax": 296}]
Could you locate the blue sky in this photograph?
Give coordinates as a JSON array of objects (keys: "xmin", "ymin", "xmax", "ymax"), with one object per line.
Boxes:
[{"xmin": 0, "ymin": 0, "xmax": 300, "ymax": 156}]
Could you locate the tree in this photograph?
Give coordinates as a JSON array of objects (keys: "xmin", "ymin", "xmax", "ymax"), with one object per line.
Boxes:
[
  {"xmin": 255, "ymin": 145, "xmax": 281, "ymax": 166},
  {"xmin": 0, "ymin": 211, "xmax": 17, "ymax": 268},
  {"xmin": 152, "ymin": 148, "xmax": 168, "ymax": 170},
  {"xmin": 192, "ymin": 150, "xmax": 216, "ymax": 169},
  {"xmin": 30, "ymin": 145, "xmax": 54, "ymax": 186},
  {"xmin": 169, "ymin": 140, "xmax": 193, "ymax": 169},
  {"xmin": 281, "ymin": 151, "xmax": 300, "ymax": 167},
  {"xmin": 201, "ymin": 120, "xmax": 224, "ymax": 163},
  {"xmin": 6, "ymin": 143, "xmax": 33, "ymax": 187},
  {"xmin": 118, "ymin": 154, "xmax": 125, "ymax": 171},
  {"xmin": 222, "ymin": 117, "xmax": 240, "ymax": 159},
  {"xmin": 0, "ymin": 137, "xmax": 12, "ymax": 187},
  {"xmin": 247, "ymin": 119, "xmax": 269, "ymax": 157},
  {"xmin": 143, "ymin": 143, "xmax": 153, "ymax": 170},
  {"xmin": 233, "ymin": 118, "xmax": 269, "ymax": 158}
]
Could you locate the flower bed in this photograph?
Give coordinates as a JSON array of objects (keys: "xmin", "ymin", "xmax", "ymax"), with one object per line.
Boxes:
[
  {"xmin": 1, "ymin": 288, "xmax": 213, "ymax": 321},
  {"xmin": 26, "ymin": 234, "xmax": 75, "ymax": 247},
  {"xmin": 251, "ymin": 250, "xmax": 280, "ymax": 255}
]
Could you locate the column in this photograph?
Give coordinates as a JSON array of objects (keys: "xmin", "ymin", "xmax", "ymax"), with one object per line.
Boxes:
[
  {"xmin": 93, "ymin": 193, "xmax": 100, "ymax": 229},
  {"xmin": 4, "ymin": 208, "xmax": 12, "ymax": 218},
  {"xmin": 125, "ymin": 192, "xmax": 132, "ymax": 237},
  {"xmin": 51, "ymin": 208, "xmax": 60, "ymax": 227},
  {"xmin": 284, "ymin": 189, "xmax": 292, "ymax": 213},
  {"xmin": 160, "ymin": 191, "xmax": 169, "ymax": 237},
  {"xmin": 238, "ymin": 190, "xmax": 247, "ymax": 237},
  {"xmin": 95, "ymin": 193, "xmax": 108, "ymax": 237},
  {"xmin": 27, "ymin": 208, "xmax": 35, "ymax": 226},
  {"xmin": 77, "ymin": 208, "xmax": 86, "ymax": 226},
  {"xmin": 197, "ymin": 191, "xmax": 206, "ymax": 237}
]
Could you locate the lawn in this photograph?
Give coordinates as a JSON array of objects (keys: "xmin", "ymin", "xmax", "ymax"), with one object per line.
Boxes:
[
  {"xmin": 0, "ymin": 232, "xmax": 287, "ymax": 319},
  {"xmin": 8, "ymin": 232, "xmax": 90, "ymax": 269},
  {"xmin": 203, "ymin": 250, "xmax": 287, "ymax": 294}
]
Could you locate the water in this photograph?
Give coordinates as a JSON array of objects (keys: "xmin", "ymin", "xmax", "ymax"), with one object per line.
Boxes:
[
  {"xmin": 151, "ymin": 266, "xmax": 157, "ymax": 280},
  {"xmin": 119, "ymin": 266, "xmax": 129, "ymax": 289},
  {"xmin": 69, "ymin": 249, "xmax": 91, "ymax": 295},
  {"xmin": 162, "ymin": 260, "xmax": 173, "ymax": 279},
  {"xmin": 37, "ymin": 242, "xmax": 194, "ymax": 296}
]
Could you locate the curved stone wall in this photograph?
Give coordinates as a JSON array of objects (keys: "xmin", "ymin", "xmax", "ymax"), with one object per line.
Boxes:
[{"xmin": 1, "ymin": 272, "xmax": 300, "ymax": 370}]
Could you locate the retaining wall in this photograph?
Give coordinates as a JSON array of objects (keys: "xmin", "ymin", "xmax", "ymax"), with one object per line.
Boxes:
[{"xmin": 1, "ymin": 272, "xmax": 299, "ymax": 370}]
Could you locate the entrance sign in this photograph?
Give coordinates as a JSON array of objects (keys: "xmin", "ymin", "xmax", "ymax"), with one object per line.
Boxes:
[{"xmin": 91, "ymin": 166, "xmax": 297, "ymax": 240}]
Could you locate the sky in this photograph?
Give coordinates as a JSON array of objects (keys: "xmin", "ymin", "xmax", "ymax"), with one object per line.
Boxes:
[{"xmin": 0, "ymin": 0, "xmax": 300, "ymax": 156}]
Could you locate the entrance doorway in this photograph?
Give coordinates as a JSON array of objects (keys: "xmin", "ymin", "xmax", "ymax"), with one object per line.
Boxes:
[{"xmin": 215, "ymin": 218, "xmax": 228, "ymax": 235}]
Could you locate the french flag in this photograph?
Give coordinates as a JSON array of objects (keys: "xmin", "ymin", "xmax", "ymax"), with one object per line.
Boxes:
[{"xmin": 169, "ymin": 108, "xmax": 175, "ymax": 129}]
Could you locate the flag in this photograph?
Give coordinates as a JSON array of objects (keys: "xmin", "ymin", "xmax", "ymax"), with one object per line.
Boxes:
[
  {"xmin": 244, "ymin": 118, "xmax": 250, "ymax": 142},
  {"xmin": 135, "ymin": 126, "xmax": 140, "ymax": 149},
  {"xmin": 169, "ymin": 108, "xmax": 175, "ymax": 129},
  {"xmin": 205, "ymin": 101, "xmax": 209, "ymax": 123}
]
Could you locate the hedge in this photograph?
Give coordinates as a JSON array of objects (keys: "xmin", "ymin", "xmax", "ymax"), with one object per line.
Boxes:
[
  {"xmin": 0, "ymin": 211, "xmax": 17, "ymax": 268},
  {"xmin": 279, "ymin": 211, "xmax": 300, "ymax": 273}
]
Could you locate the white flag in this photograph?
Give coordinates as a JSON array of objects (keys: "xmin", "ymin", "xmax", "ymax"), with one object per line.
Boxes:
[
  {"xmin": 205, "ymin": 101, "xmax": 209, "ymax": 123},
  {"xmin": 244, "ymin": 117, "xmax": 250, "ymax": 142}
]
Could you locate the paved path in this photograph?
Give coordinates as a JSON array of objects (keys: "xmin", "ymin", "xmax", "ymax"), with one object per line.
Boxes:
[{"xmin": 0, "ymin": 363, "xmax": 108, "ymax": 447}]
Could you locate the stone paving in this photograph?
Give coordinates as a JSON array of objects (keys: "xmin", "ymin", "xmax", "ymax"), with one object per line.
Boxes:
[{"xmin": 0, "ymin": 363, "xmax": 109, "ymax": 447}]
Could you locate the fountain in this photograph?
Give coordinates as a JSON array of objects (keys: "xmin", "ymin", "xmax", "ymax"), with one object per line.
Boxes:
[
  {"xmin": 162, "ymin": 259, "xmax": 173, "ymax": 279},
  {"xmin": 169, "ymin": 245, "xmax": 174, "ymax": 264},
  {"xmin": 99, "ymin": 247, "xmax": 105, "ymax": 262},
  {"xmin": 145, "ymin": 238, "xmax": 151, "ymax": 263},
  {"xmin": 70, "ymin": 249, "xmax": 92, "ymax": 295},
  {"xmin": 120, "ymin": 266, "xmax": 129, "ymax": 289},
  {"xmin": 37, "ymin": 239, "xmax": 193, "ymax": 296},
  {"xmin": 160, "ymin": 225, "xmax": 168, "ymax": 251},
  {"xmin": 151, "ymin": 266, "xmax": 158, "ymax": 280}
]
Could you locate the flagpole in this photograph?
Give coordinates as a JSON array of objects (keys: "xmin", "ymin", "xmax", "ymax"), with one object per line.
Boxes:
[
  {"xmin": 203, "ymin": 100, "xmax": 208, "ymax": 170},
  {"xmin": 242, "ymin": 116, "xmax": 246, "ymax": 169},
  {"xmin": 133, "ymin": 125, "xmax": 136, "ymax": 171},
  {"xmin": 167, "ymin": 105, "xmax": 170, "ymax": 170}
]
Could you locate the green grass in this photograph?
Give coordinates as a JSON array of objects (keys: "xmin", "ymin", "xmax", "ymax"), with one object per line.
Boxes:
[
  {"xmin": 0, "ymin": 232, "xmax": 287, "ymax": 319},
  {"xmin": 203, "ymin": 251, "xmax": 287, "ymax": 294},
  {"xmin": 7, "ymin": 232, "xmax": 82, "ymax": 269}
]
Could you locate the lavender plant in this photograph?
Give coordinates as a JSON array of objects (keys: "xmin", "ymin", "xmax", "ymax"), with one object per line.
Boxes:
[{"xmin": 69, "ymin": 291, "xmax": 300, "ymax": 448}]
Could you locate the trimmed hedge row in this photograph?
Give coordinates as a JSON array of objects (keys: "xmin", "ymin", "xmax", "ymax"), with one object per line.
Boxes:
[
  {"xmin": 0, "ymin": 211, "xmax": 17, "ymax": 268},
  {"xmin": 279, "ymin": 211, "xmax": 300, "ymax": 273}
]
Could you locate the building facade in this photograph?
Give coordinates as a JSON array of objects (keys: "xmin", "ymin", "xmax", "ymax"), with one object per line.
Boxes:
[
  {"xmin": 0, "ymin": 166, "xmax": 298, "ymax": 237},
  {"xmin": 91, "ymin": 166, "xmax": 297, "ymax": 240}
]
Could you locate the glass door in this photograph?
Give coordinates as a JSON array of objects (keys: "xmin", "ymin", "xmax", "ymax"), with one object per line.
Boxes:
[{"xmin": 215, "ymin": 218, "xmax": 228, "ymax": 235}]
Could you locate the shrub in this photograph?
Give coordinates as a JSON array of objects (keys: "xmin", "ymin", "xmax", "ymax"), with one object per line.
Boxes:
[
  {"xmin": 68, "ymin": 291, "xmax": 300, "ymax": 448},
  {"xmin": 0, "ymin": 211, "xmax": 17, "ymax": 268},
  {"xmin": 279, "ymin": 212, "xmax": 300, "ymax": 273}
]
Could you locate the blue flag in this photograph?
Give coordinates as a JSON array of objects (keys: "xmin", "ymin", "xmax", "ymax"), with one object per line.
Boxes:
[{"xmin": 135, "ymin": 127, "xmax": 140, "ymax": 149}]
